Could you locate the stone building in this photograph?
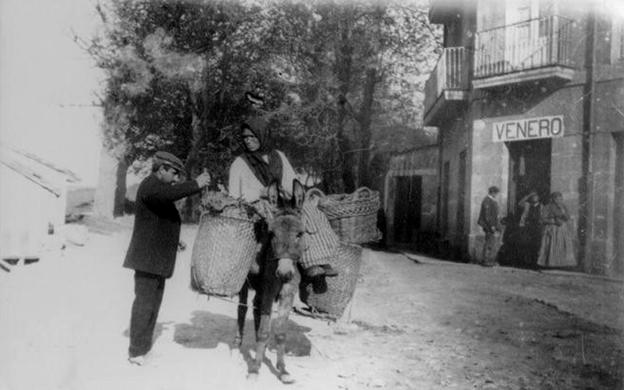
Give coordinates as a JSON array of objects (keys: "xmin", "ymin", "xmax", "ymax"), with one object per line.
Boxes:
[
  {"xmin": 384, "ymin": 145, "xmax": 439, "ymax": 250},
  {"xmin": 423, "ymin": 0, "xmax": 624, "ymax": 275}
]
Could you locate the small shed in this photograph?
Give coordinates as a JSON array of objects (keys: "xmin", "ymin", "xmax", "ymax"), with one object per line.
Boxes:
[
  {"xmin": 0, "ymin": 146, "xmax": 81, "ymax": 262},
  {"xmin": 384, "ymin": 144, "xmax": 439, "ymax": 249}
]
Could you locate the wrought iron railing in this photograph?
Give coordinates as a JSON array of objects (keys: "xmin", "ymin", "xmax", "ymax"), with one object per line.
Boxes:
[
  {"xmin": 424, "ymin": 47, "xmax": 470, "ymax": 116},
  {"xmin": 474, "ymin": 15, "xmax": 573, "ymax": 79}
]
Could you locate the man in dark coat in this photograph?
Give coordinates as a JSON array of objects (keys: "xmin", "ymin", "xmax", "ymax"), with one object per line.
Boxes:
[
  {"xmin": 477, "ymin": 186, "xmax": 502, "ymax": 266},
  {"xmin": 124, "ymin": 151, "xmax": 211, "ymax": 365}
]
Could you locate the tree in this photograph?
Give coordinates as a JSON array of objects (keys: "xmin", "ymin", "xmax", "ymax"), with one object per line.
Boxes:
[{"xmin": 86, "ymin": 0, "xmax": 440, "ymax": 218}]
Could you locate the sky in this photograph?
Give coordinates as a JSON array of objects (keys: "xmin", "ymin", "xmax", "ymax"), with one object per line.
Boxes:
[{"xmin": 0, "ymin": 0, "xmax": 103, "ymax": 186}]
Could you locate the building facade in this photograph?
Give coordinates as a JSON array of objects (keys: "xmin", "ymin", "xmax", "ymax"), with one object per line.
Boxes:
[
  {"xmin": 424, "ymin": 0, "xmax": 624, "ymax": 275},
  {"xmin": 384, "ymin": 145, "xmax": 439, "ymax": 250},
  {"xmin": 0, "ymin": 147, "xmax": 81, "ymax": 262}
]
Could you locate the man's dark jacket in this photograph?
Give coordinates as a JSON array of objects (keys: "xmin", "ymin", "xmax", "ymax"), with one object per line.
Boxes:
[
  {"xmin": 477, "ymin": 195, "xmax": 500, "ymax": 234},
  {"xmin": 123, "ymin": 174, "xmax": 200, "ymax": 278}
]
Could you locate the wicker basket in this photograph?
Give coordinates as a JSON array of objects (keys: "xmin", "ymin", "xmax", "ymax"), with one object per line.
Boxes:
[
  {"xmin": 300, "ymin": 188, "xmax": 340, "ymax": 269},
  {"xmin": 190, "ymin": 208, "xmax": 260, "ymax": 297},
  {"xmin": 299, "ymin": 242, "xmax": 363, "ymax": 319},
  {"xmin": 318, "ymin": 187, "xmax": 382, "ymax": 244}
]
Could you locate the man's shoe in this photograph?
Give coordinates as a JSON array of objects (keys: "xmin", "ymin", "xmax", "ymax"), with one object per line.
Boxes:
[
  {"xmin": 321, "ymin": 264, "xmax": 339, "ymax": 277},
  {"xmin": 128, "ymin": 355, "xmax": 146, "ymax": 366},
  {"xmin": 305, "ymin": 265, "xmax": 325, "ymax": 278}
]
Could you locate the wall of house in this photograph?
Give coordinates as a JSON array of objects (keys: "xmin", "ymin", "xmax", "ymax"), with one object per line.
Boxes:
[
  {"xmin": 0, "ymin": 165, "xmax": 57, "ymax": 259},
  {"xmin": 584, "ymin": 77, "xmax": 624, "ymax": 274},
  {"xmin": 430, "ymin": 1, "xmax": 623, "ymax": 272},
  {"xmin": 384, "ymin": 147, "xmax": 438, "ymax": 246},
  {"xmin": 458, "ymin": 68, "xmax": 622, "ymax": 271},
  {"xmin": 439, "ymin": 114, "xmax": 472, "ymax": 250}
]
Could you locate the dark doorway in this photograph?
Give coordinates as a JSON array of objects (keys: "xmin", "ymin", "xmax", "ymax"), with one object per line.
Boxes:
[
  {"xmin": 507, "ymin": 139, "xmax": 552, "ymax": 214},
  {"xmin": 501, "ymin": 139, "xmax": 552, "ymax": 268},
  {"xmin": 394, "ymin": 176, "xmax": 422, "ymax": 243},
  {"xmin": 614, "ymin": 133, "xmax": 624, "ymax": 275},
  {"xmin": 441, "ymin": 161, "xmax": 450, "ymax": 235},
  {"xmin": 456, "ymin": 150, "xmax": 467, "ymax": 246}
]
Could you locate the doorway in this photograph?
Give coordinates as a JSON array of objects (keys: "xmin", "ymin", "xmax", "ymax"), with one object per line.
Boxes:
[
  {"xmin": 456, "ymin": 150, "xmax": 467, "ymax": 250},
  {"xmin": 394, "ymin": 176, "xmax": 422, "ymax": 243},
  {"xmin": 507, "ymin": 139, "xmax": 552, "ymax": 216}
]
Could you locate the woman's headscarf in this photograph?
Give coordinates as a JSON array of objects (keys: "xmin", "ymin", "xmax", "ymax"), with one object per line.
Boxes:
[
  {"xmin": 550, "ymin": 192, "xmax": 563, "ymax": 203},
  {"xmin": 239, "ymin": 116, "xmax": 283, "ymax": 187}
]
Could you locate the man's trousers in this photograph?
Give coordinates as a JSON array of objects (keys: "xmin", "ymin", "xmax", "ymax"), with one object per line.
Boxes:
[{"xmin": 129, "ymin": 270, "xmax": 166, "ymax": 358}]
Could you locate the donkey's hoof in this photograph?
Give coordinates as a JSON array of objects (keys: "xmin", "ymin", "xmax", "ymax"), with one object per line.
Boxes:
[
  {"xmin": 247, "ymin": 372, "xmax": 259, "ymax": 381},
  {"xmin": 279, "ymin": 373, "xmax": 295, "ymax": 384}
]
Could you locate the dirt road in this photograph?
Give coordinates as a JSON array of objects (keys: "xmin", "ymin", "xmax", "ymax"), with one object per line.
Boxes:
[{"xmin": 1, "ymin": 219, "xmax": 622, "ymax": 390}]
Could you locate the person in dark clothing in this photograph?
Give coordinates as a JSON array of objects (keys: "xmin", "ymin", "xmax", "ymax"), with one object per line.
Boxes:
[
  {"xmin": 518, "ymin": 190, "xmax": 542, "ymax": 268},
  {"xmin": 124, "ymin": 151, "xmax": 211, "ymax": 366},
  {"xmin": 477, "ymin": 186, "xmax": 502, "ymax": 266}
]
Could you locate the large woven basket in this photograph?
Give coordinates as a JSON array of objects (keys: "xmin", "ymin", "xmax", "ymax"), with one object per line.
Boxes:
[
  {"xmin": 190, "ymin": 207, "xmax": 259, "ymax": 297},
  {"xmin": 318, "ymin": 187, "xmax": 382, "ymax": 244},
  {"xmin": 300, "ymin": 188, "xmax": 340, "ymax": 269},
  {"xmin": 299, "ymin": 243, "xmax": 363, "ymax": 319}
]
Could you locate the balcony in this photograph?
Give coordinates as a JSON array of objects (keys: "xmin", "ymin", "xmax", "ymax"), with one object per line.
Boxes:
[
  {"xmin": 423, "ymin": 47, "xmax": 470, "ymax": 126},
  {"xmin": 473, "ymin": 15, "xmax": 575, "ymax": 89}
]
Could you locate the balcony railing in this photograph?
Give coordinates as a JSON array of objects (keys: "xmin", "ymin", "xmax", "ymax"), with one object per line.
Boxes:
[
  {"xmin": 424, "ymin": 47, "xmax": 470, "ymax": 117},
  {"xmin": 474, "ymin": 15, "xmax": 573, "ymax": 79}
]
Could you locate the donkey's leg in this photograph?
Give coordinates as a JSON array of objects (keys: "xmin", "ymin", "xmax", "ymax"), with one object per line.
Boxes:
[
  {"xmin": 252, "ymin": 288, "xmax": 262, "ymax": 336},
  {"xmin": 235, "ymin": 281, "xmax": 250, "ymax": 347},
  {"xmin": 248, "ymin": 312, "xmax": 271, "ymax": 379},
  {"xmin": 274, "ymin": 280, "xmax": 296, "ymax": 384}
]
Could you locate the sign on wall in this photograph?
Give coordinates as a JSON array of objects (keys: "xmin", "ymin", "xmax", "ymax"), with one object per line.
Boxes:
[{"xmin": 491, "ymin": 115, "xmax": 564, "ymax": 142}]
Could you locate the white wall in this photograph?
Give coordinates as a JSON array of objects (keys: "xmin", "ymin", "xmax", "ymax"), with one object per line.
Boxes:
[{"xmin": 0, "ymin": 165, "xmax": 61, "ymax": 258}]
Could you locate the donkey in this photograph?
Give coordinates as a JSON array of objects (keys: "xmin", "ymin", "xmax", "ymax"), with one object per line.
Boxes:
[{"xmin": 235, "ymin": 179, "xmax": 306, "ymax": 384}]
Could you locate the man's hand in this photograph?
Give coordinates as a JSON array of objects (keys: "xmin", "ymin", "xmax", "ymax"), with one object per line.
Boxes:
[{"xmin": 195, "ymin": 170, "xmax": 211, "ymax": 188}]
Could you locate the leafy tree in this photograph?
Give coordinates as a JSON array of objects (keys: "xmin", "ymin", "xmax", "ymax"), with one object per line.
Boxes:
[{"xmin": 86, "ymin": 0, "xmax": 440, "ymax": 218}]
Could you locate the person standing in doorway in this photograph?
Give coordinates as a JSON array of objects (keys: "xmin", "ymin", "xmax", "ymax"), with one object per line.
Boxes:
[
  {"xmin": 537, "ymin": 192, "xmax": 576, "ymax": 268},
  {"xmin": 124, "ymin": 151, "xmax": 211, "ymax": 365},
  {"xmin": 478, "ymin": 186, "xmax": 502, "ymax": 266},
  {"xmin": 518, "ymin": 190, "xmax": 542, "ymax": 268}
]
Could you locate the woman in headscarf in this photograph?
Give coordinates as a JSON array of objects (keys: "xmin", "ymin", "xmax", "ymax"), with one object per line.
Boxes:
[
  {"xmin": 517, "ymin": 190, "xmax": 542, "ymax": 267},
  {"xmin": 228, "ymin": 116, "xmax": 338, "ymax": 277},
  {"xmin": 537, "ymin": 192, "xmax": 576, "ymax": 268},
  {"xmin": 228, "ymin": 116, "xmax": 297, "ymax": 203}
]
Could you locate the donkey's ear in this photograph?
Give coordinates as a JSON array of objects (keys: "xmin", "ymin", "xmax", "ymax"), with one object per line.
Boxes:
[
  {"xmin": 291, "ymin": 179, "xmax": 305, "ymax": 209},
  {"xmin": 267, "ymin": 180, "xmax": 280, "ymax": 207}
]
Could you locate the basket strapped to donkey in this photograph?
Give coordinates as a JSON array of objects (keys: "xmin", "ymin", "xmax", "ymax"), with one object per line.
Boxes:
[
  {"xmin": 297, "ymin": 188, "xmax": 365, "ymax": 319},
  {"xmin": 299, "ymin": 188, "xmax": 339, "ymax": 269},
  {"xmin": 299, "ymin": 242, "xmax": 363, "ymax": 319},
  {"xmin": 190, "ymin": 204, "xmax": 262, "ymax": 297},
  {"xmin": 318, "ymin": 187, "xmax": 382, "ymax": 244}
]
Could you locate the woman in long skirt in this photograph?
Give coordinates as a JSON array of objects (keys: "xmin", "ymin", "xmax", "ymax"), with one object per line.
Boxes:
[{"xmin": 537, "ymin": 192, "xmax": 576, "ymax": 267}]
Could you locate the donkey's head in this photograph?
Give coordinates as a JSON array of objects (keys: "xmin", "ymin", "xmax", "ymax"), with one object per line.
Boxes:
[{"xmin": 267, "ymin": 180, "xmax": 306, "ymax": 282}]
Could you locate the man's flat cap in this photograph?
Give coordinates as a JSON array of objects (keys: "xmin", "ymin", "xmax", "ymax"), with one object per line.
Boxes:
[{"xmin": 154, "ymin": 151, "xmax": 186, "ymax": 174}]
